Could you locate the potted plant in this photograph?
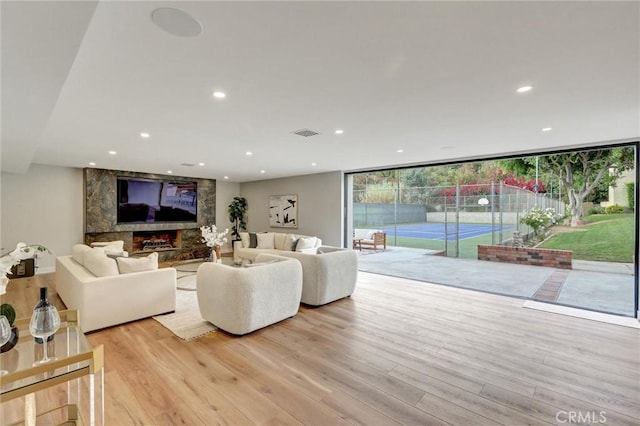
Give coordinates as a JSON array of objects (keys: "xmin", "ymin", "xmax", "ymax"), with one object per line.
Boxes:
[
  {"xmin": 200, "ymin": 225, "xmax": 229, "ymax": 262},
  {"xmin": 227, "ymin": 196, "xmax": 248, "ymax": 241}
]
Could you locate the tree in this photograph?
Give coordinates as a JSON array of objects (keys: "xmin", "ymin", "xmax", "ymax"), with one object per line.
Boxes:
[
  {"xmin": 501, "ymin": 147, "xmax": 635, "ymax": 226},
  {"xmin": 399, "ymin": 167, "xmax": 432, "ymax": 204}
]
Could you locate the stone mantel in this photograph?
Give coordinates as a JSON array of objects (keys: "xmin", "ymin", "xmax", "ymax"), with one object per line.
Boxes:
[{"xmin": 84, "ymin": 168, "xmax": 215, "ymax": 262}]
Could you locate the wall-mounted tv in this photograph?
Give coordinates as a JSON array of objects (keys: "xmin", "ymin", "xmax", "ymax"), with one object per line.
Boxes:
[{"xmin": 117, "ymin": 177, "xmax": 197, "ymax": 223}]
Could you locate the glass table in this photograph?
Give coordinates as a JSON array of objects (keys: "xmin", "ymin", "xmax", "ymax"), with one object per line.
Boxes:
[{"xmin": 0, "ymin": 310, "xmax": 104, "ymax": 425}]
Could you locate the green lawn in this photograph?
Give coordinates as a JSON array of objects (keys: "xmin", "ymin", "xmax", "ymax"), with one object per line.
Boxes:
[
  {"xmin": 389, "ymin": 233, "xmax": 495, "ymax": 259},
  {"xmin": 383, "ymin": 214, "xmax": 636, "ymax": 262},
  {"xmin": 538, "ymin": 214, "xmax": 635, "ymax": 263}
]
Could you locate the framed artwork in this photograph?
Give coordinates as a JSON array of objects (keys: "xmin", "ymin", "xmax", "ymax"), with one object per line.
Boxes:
[{"xmin": 269, "ymin": 194, "xmax": 298, "ymax": 228}]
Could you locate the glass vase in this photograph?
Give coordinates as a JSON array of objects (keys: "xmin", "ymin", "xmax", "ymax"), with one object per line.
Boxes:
[
  {"xmin": 29, "ymin": 287, "xmax": 60, "ymax": 365},
  {"xmin": 207, "ymin": 247, "xmax": 217, "ymax": 262}
]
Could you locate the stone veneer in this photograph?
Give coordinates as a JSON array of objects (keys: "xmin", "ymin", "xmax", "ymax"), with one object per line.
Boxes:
[
  {"xmin": 84, "ymin": 168, "xmax": 215, "ymax": 262},
  {"xmin": 477, "ymin": 245, "xmax": 573, "ymax": 270}
]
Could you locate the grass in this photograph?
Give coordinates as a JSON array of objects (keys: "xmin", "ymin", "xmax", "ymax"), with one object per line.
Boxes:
[
  {"xmin": 382, "ymin": 214, "xmax": 636, "ymax": 262},
  {"xmin": 538, "ymin": 214, "xmax": 635, "ymax": 263},
  {"xmin": 582, "ymin": 213, "xmax": 632, "ymax": 223},
  {"xmin": 388, "ymin": 233, "xmax": 496, "ymax": 259}
]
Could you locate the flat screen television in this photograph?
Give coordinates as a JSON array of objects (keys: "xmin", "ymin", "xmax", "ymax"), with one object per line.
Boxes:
[{"xmin": 117, "ymin": 177, "xmax": 197, "ymax": 223}]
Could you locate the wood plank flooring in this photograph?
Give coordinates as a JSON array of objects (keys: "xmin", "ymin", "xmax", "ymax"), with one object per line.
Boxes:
[{"xmin": 1, "ymin": 271, "xmax": 638, "ymax": 425}]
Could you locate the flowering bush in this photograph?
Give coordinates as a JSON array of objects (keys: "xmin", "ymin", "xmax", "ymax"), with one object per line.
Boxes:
[
  {"xmin": 200, "ymin": 225, "xmax": 229, "ymax": 248},
  {"xmin": 520, "ymin": 206, "xmax": 558, "ymax": 235},
  {"xmin": 604, "ymin": 204, "xmax": 624, "ymax": 214},
  {"xmin": 1, "ymin": 243, "xmax": 50, "ymax": 296}
]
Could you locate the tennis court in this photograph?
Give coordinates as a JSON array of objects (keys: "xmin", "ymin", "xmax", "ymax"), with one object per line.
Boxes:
[{"xmin": 378, "ymin": 223, "xmax": 514, "ymax": 241}]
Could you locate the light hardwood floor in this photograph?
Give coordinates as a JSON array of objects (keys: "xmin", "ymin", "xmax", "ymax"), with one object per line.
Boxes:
[{"xmin": 1, "ymin": 271, "xmax": 639, "ymax": 425}]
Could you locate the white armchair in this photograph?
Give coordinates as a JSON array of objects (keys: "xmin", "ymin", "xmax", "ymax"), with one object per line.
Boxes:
[
  {"xmin": 278, "ymin": 246, "xmax": 358, "ymax": 306},
  {"xmin": 196, "ymin": 254, "xmax": 303, "ymax": 335}
]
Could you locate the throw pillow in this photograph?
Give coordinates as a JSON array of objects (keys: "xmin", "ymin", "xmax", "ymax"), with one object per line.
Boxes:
[
  {"xmin": 284, "ymin": 234, "xmax": 298, "ymax": 251},
  {"xmin": 71, "ymin": 244, "xmax": 92, "ymax": 265},
  {"xmin": 93, "ymin": 244, "xmax": 125, "ymax": 257},
  {"xmin": 256, "ymin": 232, "xmax": 275, "ymax": 249},
  {"xmin": 295, "ymin": 236, "xmax": 317, "ymax": 252},
  {"xmin": 249, "ymin": 233, "xmax": 258, "ymax": 248},
  {"xmin": 239, "ymin": 232, "xmax": 250, "ymax": 248},
  {"xmin": 83, "ymin": 249, "xmax": 120, "ymax": 277},
  {"xmin": 364, "ymin": 230, "xmax": 376, "ymax": 240},
  {"xmin": 273, "ymin": 233, "xmax": 286, "ymax": 251},
  {"xmin": 117, "ymin": 252, "xmax": 159, "ymax": 274}
]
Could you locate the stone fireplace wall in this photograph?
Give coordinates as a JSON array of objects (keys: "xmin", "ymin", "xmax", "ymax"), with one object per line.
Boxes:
[{"xmin": 84, "ymin": 168, "xmax": 215, "ymax": 262}]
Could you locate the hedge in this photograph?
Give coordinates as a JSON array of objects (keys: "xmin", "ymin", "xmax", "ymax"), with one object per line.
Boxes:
[{"xmin": 625, "ymin": 182, "xmax": 635, "ymax": 209}]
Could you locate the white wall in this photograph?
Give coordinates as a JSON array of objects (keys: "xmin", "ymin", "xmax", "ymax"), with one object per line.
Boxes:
[
  {"xmin": 603, "ymin": 168, "xmax": 635, "ymax": 208},
  {"xmin": 240, "ymin": 171, "xmax": 344, "ymax": 247},
  {"xmin": 1, "ymin": 164, "xmax": 84, "ymax": 273},
  {"xmin": 214, "ymin": 181, "xmax": 241, "ymax": 253}
]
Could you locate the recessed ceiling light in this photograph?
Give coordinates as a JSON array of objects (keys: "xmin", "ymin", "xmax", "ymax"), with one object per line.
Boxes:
[
  {"xmin": 516, "ymin": 85, "xmax": 533, "ymax": 93},
  {"xmin": 246, "ymin": 151, "xmax": 253, "ymax": 156},
  {"xmin": 88, "ymin": 162, "xmax": 96, "ymax": 166},
  {"xmin": 167, "ymin": 170, "xmax": 173, "ymax": 174},
  {"xmin": 198, "ymin": 162, "xmax": 205, "ymax": 166},
  {"xmin": 151, "ymin": 8, "xmax": 202, "ymax": 38},
  {"xmin": 212, "ymin": 91, "xmax": 226, "ymax": 99},
  {"xmin": 397, "ymin": 149, "xmax": 404, "ymax": 153},
  {"xmin": 223, "ymin": 176, "xmax": 229, "ymax": 180},
  {"xmin": 311, "ymin": 162, "xmax": 317, "ymax": 166},
  {"xmin": 108, "ymin": 150, "xmax": 117, "ymax": 155},
  {"xmin": 140, "ymin": 132, "xmax": 150, "ymax": 139},
  {"xmin": 335, "ymin": 129, "xmax": 344, "ymax": 135},
  {"xmin": 542, "ymin": 127, "xmax": 553, "ymax": 132},
  {"xmin": 260, "ymin": 170, "xmax": 266, "ymax": 174}
]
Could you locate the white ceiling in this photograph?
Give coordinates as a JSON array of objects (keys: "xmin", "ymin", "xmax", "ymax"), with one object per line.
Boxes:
[{"xmin": 2, "ymin": 1, "xmax": 639, "ymax": 182}]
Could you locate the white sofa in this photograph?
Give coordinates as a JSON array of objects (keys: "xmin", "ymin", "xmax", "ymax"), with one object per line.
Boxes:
[
  {"xmin": 56, "ymin": 244, "xmax": 176, "ymax": 332},
  {"xmin": 233, "ymin": 231, "xmax": 322, "ymax": 264},
  {"xmin": 196, "ymin": 254, "xmax": 303, "ymax": 335},
  {"xmin": 278, "ymin": 246, "xmax": 358, "ymax": 306}
]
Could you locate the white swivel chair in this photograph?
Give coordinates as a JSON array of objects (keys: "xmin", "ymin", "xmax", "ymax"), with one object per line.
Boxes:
[{"xmin": 196, "ymin": 254, "xmax": 302, "ymax": 335}]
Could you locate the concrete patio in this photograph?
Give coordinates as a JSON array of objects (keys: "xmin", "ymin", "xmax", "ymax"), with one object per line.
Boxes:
[{"xmin": 356, "ymin": 246, "xmax": 636, "ymax": 316}]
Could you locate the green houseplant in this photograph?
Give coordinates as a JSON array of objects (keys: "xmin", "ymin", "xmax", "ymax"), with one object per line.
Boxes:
[{"xmin": 228, "ymin": 196, "xmax": 248, "ymax": 241}]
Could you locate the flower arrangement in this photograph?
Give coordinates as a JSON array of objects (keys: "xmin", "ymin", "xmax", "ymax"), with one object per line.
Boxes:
[
  {"xmin": 1, "ymin": 243, "xmax": 50, "ymax": 296},
  {"xmin": 1, "ymin": 243, "xmax": 50, "ymax": 333},
  {"xmin": 200, "ymin": 225, "xmax": 229, "ymax": 248}
]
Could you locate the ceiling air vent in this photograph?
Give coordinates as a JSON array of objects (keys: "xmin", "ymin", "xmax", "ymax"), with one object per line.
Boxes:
[
  {"xmin": 291, "ymin": 129, "xmax": 320, "ymax": 137},
  {"xmin": 180, "ymin": 163, "xmax": 195, "ymax": 167}
]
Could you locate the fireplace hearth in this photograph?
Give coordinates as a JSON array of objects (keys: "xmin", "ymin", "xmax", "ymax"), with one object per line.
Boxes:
[{"xmin": 132, "ymin": 230, "xmax": 181, "ymax": 253}]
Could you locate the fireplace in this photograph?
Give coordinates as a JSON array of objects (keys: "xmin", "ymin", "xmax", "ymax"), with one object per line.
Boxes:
[{"xmin": 132, "ymin": 230, "xmax": 182, "ymax": 253}]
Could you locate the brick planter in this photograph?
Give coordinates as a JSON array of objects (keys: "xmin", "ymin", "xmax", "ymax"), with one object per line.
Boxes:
[{"xmin": 477, "ymin": 245, "xmax": 572, "ymax": 269}]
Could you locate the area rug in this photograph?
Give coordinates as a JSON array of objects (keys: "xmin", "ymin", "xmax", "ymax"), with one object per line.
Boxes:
[{"xmin": 153, "ymin": 275, "xmax": 217, "ymax": 340}]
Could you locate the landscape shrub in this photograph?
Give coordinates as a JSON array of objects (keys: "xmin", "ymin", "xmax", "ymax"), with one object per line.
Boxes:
[
  {"xmin": 587, "ymin": 206, "xmax": 605, "ymax": 215},
  {"xmin": 520, "ymin": 206, "xmax": 558, "ymax": 235},
  {"xmin": 604, "ymin": 204, "xmax": 624, "ymax": 214},
  {"xmin": 625, "ymin": 182, "xmax": 635, "ymax": 210}
]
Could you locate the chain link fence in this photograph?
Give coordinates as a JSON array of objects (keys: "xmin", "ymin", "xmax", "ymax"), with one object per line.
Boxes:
[{"xmin": 353, "ymin": 182, "xmax": 566, "ymax": 258}]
